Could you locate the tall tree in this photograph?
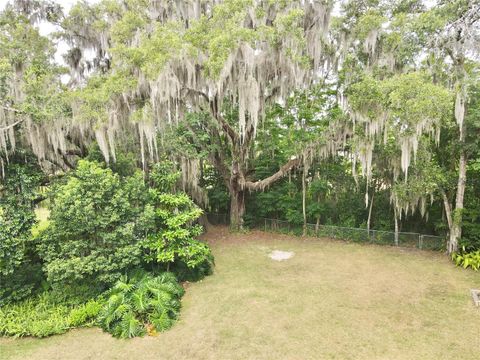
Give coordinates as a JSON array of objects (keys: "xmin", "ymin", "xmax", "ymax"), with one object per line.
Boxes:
[
  {"xmin": 0, "ymin": 1, "xmax": 79, "ymax": 172},
  {"xmin": 58, "ymin": 0, "xmax": 346, "ymax": 229},
  {"xmin": 2, "ymin": 0, "xmax": 477, "ymax": 240},
  {"xmin": 338, "ymin": 0, "xmax": 480, "ymax": 252},
  {"xmin": 426, "ymin": 0, "xmax": 480, "ymax": 253}
]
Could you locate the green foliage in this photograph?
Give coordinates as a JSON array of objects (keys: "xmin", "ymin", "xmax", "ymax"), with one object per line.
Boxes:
[
  {"xmin": 68, "ymin": 299, "xmax": 104, "ymax": 327},
  {"xmin": 461, "ymin": 84, "xmax": 480, "ymax": 252},
  {"xmin": 452, "ymin": 250, "xmax": 480, "ymax": 271},
  {"xmin": 0, "ymin": 292, "xmax": 104, "ymax": 338},
  {"xmin": 38, "ymin": 160, "xmax": 144, "ymax": 286},
  {"xmin": 141, "ymin": 161, "xmax": 213, "ymax": 271},
  {"xmin": 37, "ymin": 159, "xmax": 213, "ymax": 288},
  {"xmin": 354, "ymin": 9, "xmax": 386, "ymax": 40},
  {"xmin": 72, "ymin": 71, "xmax": 137, "ymax": 124},
  {"xmin": 0, "ymin": 159, "xmax": 44, "ymax": 305},
  {"xmin": 348, "ymin": 72, "xmax": 452, "ymax": 135},
  {"xmin": 462, "ymin": 201, "xmax": 480, "ymax": 252},
  {"xmin": 86, "ymin": 142, "xmax": 139, "ymax": 177},
  {"xmin": 170, "ymin": 256, "xmax": 214, "ymax": 283},
  {"xmin": 97, "ymin": 271, "xmax": 184, "ymax": 338},
  {"xmin": 0, "ymin": 5, "xmax": 67, "ymax": 126}
]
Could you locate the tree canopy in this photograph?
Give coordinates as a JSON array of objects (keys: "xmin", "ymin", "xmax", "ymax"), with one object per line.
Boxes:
[{"xmin": 0, "ymin": 0, "xmax": 479, "ymax": 249}]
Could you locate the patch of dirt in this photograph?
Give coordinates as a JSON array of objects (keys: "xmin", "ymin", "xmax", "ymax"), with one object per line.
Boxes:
[
  {"xmin": 269, "ymin": 250, "xmax": 294, "ymax": 261},
  {"xmin": 199, "ymin": 225, "xmax": 320, "ymax": 246}
]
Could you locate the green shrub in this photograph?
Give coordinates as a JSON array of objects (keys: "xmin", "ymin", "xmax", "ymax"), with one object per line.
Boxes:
[
  {"xmin": 140, "ymin": 161, "xmax": 213, "ymax": 271},
  {"xmin": 68, "ymin": 299, "xmax": 104, "ymax": 327},
  {"xmin": 171, "ymin": 256, "xmax": 214, "ymax": 282},
  {"xmin": 37, "ymin": 160, "xmax": 213, "ymax": 289},
  {"xmin": 0, "ymin": 292, "xmax": 103, "ymax": 338},
  {"xmin": 452, "ymin": 250, "xmax": 480, "ymax": 271},
  {"xmin": 97, "ymin": 271, "xmax": 184, "ymax": 338},
  {"xmin": 37, "ymin": 160, "xmax": 145, "ymax": 287},
  {"xmin": 0, "ymin": 160, "xmax": 44, "ymax": 305}
]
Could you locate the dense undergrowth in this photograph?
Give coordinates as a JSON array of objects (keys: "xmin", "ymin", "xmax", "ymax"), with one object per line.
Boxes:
[
  {"xmin": 452, "ymin": 250, "xmax": 480, "ymax": 271},
  {"xmin": 0, "ymin": 271, "xmax": 185, "ymax": 338},
  {"xmin": 0, "ymin": 159, "xmax": 213, "ymax": 339},
  {"xmin": 0, "ymin": 292, "xmax": 102, "ymax": 338},
  {"xmin": 98, "ymin": 271, "xmax": 184, "ymax": 338}
]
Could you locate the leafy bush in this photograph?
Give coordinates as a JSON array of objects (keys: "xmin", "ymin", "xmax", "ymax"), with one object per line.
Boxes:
[
  {"xmin": 0, "ymin": 159, "xmax": 213, "ymax": 340},
  {"xmin": 37, "ymin": 160, "xmax": 147, "ymax": 287},
  {"xmin": 171, "ymin": 255, "xmax": 215, "ymax": 282},
  {"xmin": 0, "ymin": 292, "xmax": 103, "ymax": 338},
  {"xmin": 0, "ymin": 160, "xmax": 44, "ymax": 305},
  {"xmin": 452, "ymin": 250, "xmax": 480, "ymax": 271},
  {"xmin": 140, "ymin": 161, "xmax": 213, "ymax": 271},
  {"xmin": 98, "ymin": 271, "xmax": 184, "ymax": 338},
  {"xmin": 37, "ymin": 160, "xmax": 213, "ymax": 289},
  {"xmin": 68, "ymin": 299, "xmax": 104, "ymax": 327}
]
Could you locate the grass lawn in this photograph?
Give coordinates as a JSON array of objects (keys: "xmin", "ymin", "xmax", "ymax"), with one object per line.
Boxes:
[{"xmin": 1, "ymin": 226, "xmax": 479, "ymax": 360}]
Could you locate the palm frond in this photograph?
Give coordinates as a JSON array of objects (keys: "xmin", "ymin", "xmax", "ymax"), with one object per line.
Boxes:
[{"xmin": 97, "ymin": 271, "xmax": 184, "ymax": 338}]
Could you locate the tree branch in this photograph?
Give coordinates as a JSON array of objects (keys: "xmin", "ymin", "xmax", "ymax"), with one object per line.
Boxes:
[
  {"xmin": 242, "ymin": 155, "xmax": 302, "ymax": 191},
  {"xmin": 182, "ymin": 89, "xmax": 239, "ymax": 145},
  {"xmin": 61, "ymin": 154, "xmax": 76, "ymax": 170},
  {"xmin": 440, "ymin": 189, "xmax": 453, "ymax": 231},
  {"xmin": 241, "ymin": 131, "xmax": 343, "ymax": 191},
  {"xmin": 242, "ymin": 142, "xmax": 328, "ymax": 191},
  {"xmin": 182, "ymin": 87, "xmax": 209, "ymax": 102},
  {"xmin": 0, "ymin": 104, "xmax": 25, "ymax": 131},
  {"xmin": 1, "ymin": 104, "xmax": 23, "ymax": 114},
  {"xmin": 208, "ymin": 127, "xmax": 231, "ymax": 184},
  {"xmin": 0, "ymin": 119, "xmax": 24, "ymax": 131},
  {"xmin": 213, "ymin": 111, "xmax": 239, "ymax": 145}
]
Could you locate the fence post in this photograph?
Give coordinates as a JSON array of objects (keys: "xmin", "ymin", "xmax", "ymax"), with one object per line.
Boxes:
[
  {"xmin": 419, "ymin": 235, "xmax": 423, "ymax": 250},
  {"xmin": 264, "ymin": 218, "xmax": 266, "ymax": 232}
]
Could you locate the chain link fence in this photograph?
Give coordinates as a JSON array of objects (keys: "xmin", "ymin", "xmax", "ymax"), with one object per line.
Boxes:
[{"xmin": 205, "ymin": 213, "xmax": 446, "ymax": 251}]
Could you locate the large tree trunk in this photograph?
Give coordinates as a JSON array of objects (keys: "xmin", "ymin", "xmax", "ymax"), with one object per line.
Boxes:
[
  {"xmin": 228, "ymin": 159, "xmax": 246, "ymax": 230},
  {"xmin": 447, "ymin": 84, "xmax": 468, "ymax": 253},
  {"xmin": 302, "ymin": 165, "xmax": 307, "ymax": 236},
  {"xmin": 394, "ymin": 207, "xmax": 399, "ymax": 246},
  {"xmin": 441, "ymin": 190, "xmax": 453, "ymax": 249},
  {"xmin": 367, "ymin": 190, "xmax": 375, "ymax": 233},
  {"xmin": 448, "ymin": 149, "xmax": 467, "ymax": 253},
  {"xmin": 229, "ymin": 187, "xmax": 245, "ymax": 230}
]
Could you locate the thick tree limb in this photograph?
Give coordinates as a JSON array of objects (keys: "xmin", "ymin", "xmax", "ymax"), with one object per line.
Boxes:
[
  {"xmin": 182, "ymin": 88, "xmax": 239, "ymax": 145},
  {"xmin": 33, "ymin": 195, "xmax": 47, "ymax": 206},
  {"xmin": 1, "ymin": 104, "xmax": 23, "ymax": 114},
  {"xmin": 61, "ymin": 154, "xmax": 76, "ymax": 169},
  {"xmin": 241, "ymin": 155, "xmax": 302, "ymax": 191},
  {"xmin": 212, "ymin": 111, "xmax": 239, "ymax": 145},
  {"xmin": 241, "ymin": 129, "xmax": 336, "ymax": 193},
  {"xmin": 0, "ymin": 119, "xmax": 24, "ymax": 131},
  {"xmin": 182, "ymin": 87, "xmax": 209, "ymax": 102},
  {"xmin": 64, "ymin": 149, "xmax": 84, "ymax": 157},
  {"xmin": 209, "ymin": 127, "xmax": 231, "ymax": 184},
  {"xmin": 241, "ymin": 118, "xmax": 256, "ymax": 150},
  {"xmin": 441, "ymin": 189, "xmax": 453, "ymax": 231},
  {"xmin": 0, "ymin": 105, "xmax": 25, "ymax": 131},
  {"xmin": 241, "ymin": 134, "xmax": 341, "ymax": 191}
]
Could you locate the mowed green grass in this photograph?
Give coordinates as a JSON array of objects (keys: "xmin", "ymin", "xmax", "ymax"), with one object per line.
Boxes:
[{"xmin": 2, "ymin": 227, "xmax": 479, "ymax": 360}]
